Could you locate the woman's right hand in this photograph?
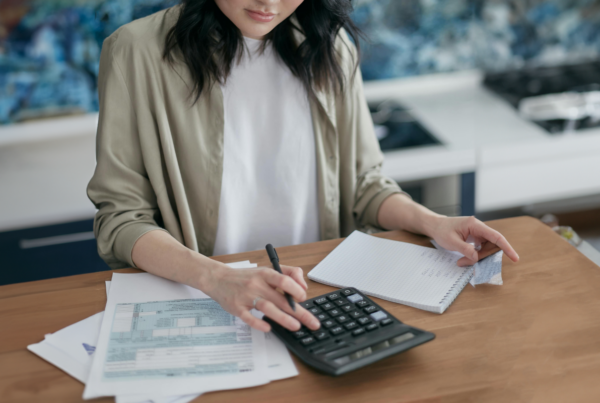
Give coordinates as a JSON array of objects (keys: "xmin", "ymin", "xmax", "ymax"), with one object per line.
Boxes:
[{"xmin": 203, "ymin": 264, "xmax": 321, "ymax": 333}]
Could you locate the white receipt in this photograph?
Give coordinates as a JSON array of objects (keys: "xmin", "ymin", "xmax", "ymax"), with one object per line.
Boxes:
[{"xmin": 430, "ymin": 240, "xmax": 503, "ymax": 286}]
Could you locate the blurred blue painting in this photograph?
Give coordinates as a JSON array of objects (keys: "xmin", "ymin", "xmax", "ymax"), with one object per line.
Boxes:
[
  {"xmin": 354, "ymin": 0, "xmax": 600, "ymax": 81},
  {"xmin": 0, "ymin": 0, "xmax": 179, "ymax": 125},
  {"xmin": 1, "ymin": 0, "xmax": 599, "ymax": 125}
]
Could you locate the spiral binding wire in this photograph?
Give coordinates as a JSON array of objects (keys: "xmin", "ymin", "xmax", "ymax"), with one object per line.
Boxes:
[{"xmin": 438, "ymin": 267, "xmax": 475, "ymax": 313}]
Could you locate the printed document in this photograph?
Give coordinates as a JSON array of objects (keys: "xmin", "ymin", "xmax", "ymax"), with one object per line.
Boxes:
[
  {"xmin": 28, "ymin": 261, "xmax": 298, "ymax": 403},
  {"xmin": 84, "ymin": 272, "xmax": 269, "ymax": 399}
]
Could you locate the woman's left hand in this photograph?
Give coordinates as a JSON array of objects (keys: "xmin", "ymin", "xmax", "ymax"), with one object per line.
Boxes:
[{"xmin": 429, "ymin": 216, "xmax": 520, "ymax": 267}]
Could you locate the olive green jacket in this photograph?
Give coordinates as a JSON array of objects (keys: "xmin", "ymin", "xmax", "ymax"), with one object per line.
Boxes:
[{"xmin": 87, "ymin": 6, "xmax": 402, "ymax": 269}]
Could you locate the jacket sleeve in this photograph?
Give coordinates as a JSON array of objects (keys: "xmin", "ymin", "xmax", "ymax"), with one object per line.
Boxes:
[
  {"xmin": 338, "ymin": 33, "xmax": 406, "ymax": 229},
  {"xmin": 87, "ymin": 33, "xmax": 167, "ymax": 270}
]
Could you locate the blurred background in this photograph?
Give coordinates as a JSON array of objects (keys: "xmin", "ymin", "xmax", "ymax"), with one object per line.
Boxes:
[{"xmin": 1, "ymin": 0, "xmax": 600, "ymax": 285}]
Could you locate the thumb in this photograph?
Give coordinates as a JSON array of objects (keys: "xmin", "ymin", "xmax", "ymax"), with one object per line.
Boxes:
[{"xmin": 458, "ymin": 242, "xmax": 479, "ymax": 262}]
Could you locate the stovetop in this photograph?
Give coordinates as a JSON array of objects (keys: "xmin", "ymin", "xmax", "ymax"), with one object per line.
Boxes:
[
  {"xmin": 369, "ymin": 100, "xmax": 441, "ymax": 151},
  {"xmin": 484, "ymin": 60, "xmax": 600, "ymax": 134}
]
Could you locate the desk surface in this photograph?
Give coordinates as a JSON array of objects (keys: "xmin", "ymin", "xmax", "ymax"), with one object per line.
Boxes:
[{"xmin": 2, "ymin": 216, "xmax": 600, "ymax": 403}]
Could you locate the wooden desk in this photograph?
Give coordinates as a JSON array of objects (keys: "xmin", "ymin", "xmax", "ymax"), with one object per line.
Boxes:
[{"xmin": 2, "ymin": 217, "xmax": 600, "ymax": 403}]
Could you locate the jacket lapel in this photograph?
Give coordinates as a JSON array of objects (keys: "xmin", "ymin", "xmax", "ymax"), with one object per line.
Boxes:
[{"xmin": 290, "ymin": 17, "xmax": 337, "ymax": 130}]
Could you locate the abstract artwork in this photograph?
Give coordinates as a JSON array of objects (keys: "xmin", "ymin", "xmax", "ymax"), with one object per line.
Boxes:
[
  {"xmin": 0, "ymin": 0, "xmax": 178, "ymax": 124},
  {"xmin": 354, "ymin": 0, "xmax": 600, "ymax": 80},
  {"xmin": 1, "ymin": 0, "xmax": 599, "ymax": 125}
]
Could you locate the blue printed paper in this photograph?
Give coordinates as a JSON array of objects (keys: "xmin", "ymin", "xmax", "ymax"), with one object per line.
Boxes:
[{"xmin": 430, "ymin": 240, "xmax": 503, "ymax": 287}]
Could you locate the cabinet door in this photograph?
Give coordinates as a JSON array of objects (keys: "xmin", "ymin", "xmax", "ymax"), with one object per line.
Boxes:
[{"xmin": 0, "ymin": 219, "xmax": 110, "ymax": 286}]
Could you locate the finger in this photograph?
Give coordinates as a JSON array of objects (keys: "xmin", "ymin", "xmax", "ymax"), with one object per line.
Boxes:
[
  {"xmin": 239, "ymin": 310, "xmax": 271, "ymax": 333},
  {"xmin": 263, "ymin": 270, "xmax": 307, "ymax": 301},
  {"xmin": 456, "ymin": 242, "xmax": 501, "ymax": 267},
  {"xmin": 457, "ymin": 256, "xmax": 476, "ymax": 267},
  {"xmin": 455, "ymin": 237, "xmax": 479, "ymax": 262},
  {"xmin": 280, "ymin": 265, "xmax": 308, "ymax": 290},
  {"xmin": 477, "ymin": 242, "xmax": 501, "ymax": 260},
  {"xmin": 261, "ymin": 287, "xmax": 320, "ymax": 330},
  {"xmin": 256, "ymin": 298, "xmax": 301, "ymax": 331},
  {"xmin": 284, "ymin": 303, "xmax": 321, "ymax": 330},
  {"xmin": 470, "ymin": 223, "xmax": 519, "ymax": 262}
]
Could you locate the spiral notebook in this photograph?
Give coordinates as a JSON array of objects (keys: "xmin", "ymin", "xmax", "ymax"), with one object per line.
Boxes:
[{"xmin": 307, "ymin": 231, "xmax": 474, "ymax": 314}]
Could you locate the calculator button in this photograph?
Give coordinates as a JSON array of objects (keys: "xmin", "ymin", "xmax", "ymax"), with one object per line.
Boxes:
[
  {"xmin": 342, "ymin": 289, "xmax": 355, "ymax": 296},
  {"xmin": 322, "ymin": 320, "xmax": 336, "ymax": 328},
  {"xmin": 363, "ymin": 305, "xmax": 377, "ymax": 314},
  {"xmin": 313, "ymin": 330, "xmax": 330, "ymax": 340},
  {"xmin": 381, "ymin": 319, "xmax": 393, "ymax": 326},
  {"xmin": 352, "ymin": 328, "xmax": 366, "ymax": 337},
  {"xmin": 334, "ymin": 299, "xmax": 347, "ymax": 306},
  {"xmin": 314, "ymin": 297, "xmax": 328, "ymax": 305},
  {"xmin": 365, "ymin": 323, "xmax": 378, "ymax": 331},
  {"xmin": 344, "ymin": 321, "xmax": 358, "ymax": 330},
  {"xmin": 370, "ymin": 311, "xmax": 387, "ymax": 321},
  {"xmin": 336, "ymin": 315, "xmax": 349, "ymax": 323},
  {"xmin": 301, "ymin": 336, "xmax": 316, "ymax": 346},
  {"xmin": 330, "ymin": 326, "xmax": 344, "ymax": 336},
  {"xmin": 347, "ymin": 294, "xmax": 363, "ymax": 303},
  {"xmin": 329, "ymin": 309, "xmax": 342, "ymax": 317},
  {"xmin": 327, "ymin": 293, "xmax": 340, "ymax": 301},
  {"xmin": 301, "ymin": 301, "xmax": 314, "ymax": 309},
  {"xmin": 292, "ymin": 330, "xmax": 309, "ymax": 338},
  {"xmin": 341, "ymin": 305, "xmax": 354, "ymax": 312},
  {"xmin": 356, "ymin": 300, "xmax": 369, "ymax": 307},
  {"xmin": 316, "ymin": 313, "xmax": 328, "ymax": 321},
  {"xmin": 309, "ymin": 307, "xmax": 322, "ymax": 315},
  {"xmin": 321, "ymin": 303, "xmax": 335, "ymax": 311},
  {"xmin": 357, "ymin": 317, "xmax": 371, "ymax": 325},
  {"xmin": 349, "ymin": 311, "xmax": 363, "ymax": 319}
]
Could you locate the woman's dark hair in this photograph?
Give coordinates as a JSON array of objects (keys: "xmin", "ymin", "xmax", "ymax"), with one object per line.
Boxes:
[{"xmin": 163, "ymin": 0, "xmax": 362, "ymax": 104}]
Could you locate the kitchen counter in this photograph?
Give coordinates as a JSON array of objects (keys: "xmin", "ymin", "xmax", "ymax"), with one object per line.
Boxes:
[
  {"xmin": 2, "ymin": 70, "xmax": 600, "ymax": 232},
  {"xmin": 364, "ymin": 70, "xmax": 600, "ymax": 213},
  {"xmin": 0, "ymin": 128, "xmax": 97, "ymax": 232}
]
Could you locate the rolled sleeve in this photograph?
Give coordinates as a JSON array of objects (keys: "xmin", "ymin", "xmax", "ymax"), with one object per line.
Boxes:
[
  {"xmin": 87, "ymin": 32, "xmax": 165, "ymax": 269},
  {"xmin": 113, "ymin": 223, "xmax": 168, "ymax": 268},
  {"xmin": 361, "ymin": 187, "xmax": 405, "ymax": 228},
  {"xmin": 340, "ymin": 36, "xmax": 404, "ymax": 229}
]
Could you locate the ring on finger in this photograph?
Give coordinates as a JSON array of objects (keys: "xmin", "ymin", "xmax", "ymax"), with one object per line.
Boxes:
[{"xmin": 252, "ymin": 297, "xmax": 261, "ymax": 309}]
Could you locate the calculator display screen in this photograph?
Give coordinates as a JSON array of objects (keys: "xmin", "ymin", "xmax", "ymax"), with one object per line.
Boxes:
[{"xmin": 332, "ymin": 332, "xmax": 415, "ymax": 367}]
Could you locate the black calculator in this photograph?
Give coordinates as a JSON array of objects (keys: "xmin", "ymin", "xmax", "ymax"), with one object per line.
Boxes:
[{"xmin": 265, "ymin": 288, "xmax": 435, "ymax": 376}]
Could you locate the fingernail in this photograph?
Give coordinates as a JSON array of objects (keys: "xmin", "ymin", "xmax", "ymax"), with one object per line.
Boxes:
[{"xmin": 311, "ymin": 319, "xmax": 320, "ymax": 329}]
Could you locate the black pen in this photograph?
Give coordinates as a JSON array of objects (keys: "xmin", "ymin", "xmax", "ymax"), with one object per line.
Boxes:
[{"xmin": 265, "ymin": 244, "xmax": 296, "ymax": 311}]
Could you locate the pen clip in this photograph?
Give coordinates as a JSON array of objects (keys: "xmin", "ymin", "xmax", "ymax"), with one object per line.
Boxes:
[{"xmin": 266, "ymin": 244, "xmax": 279, "ymax": 262}]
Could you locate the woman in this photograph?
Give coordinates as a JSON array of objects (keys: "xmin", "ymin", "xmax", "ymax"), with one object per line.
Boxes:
[{"xmin": 88, "ymin": 0, "xmax": 519, "ymax": 334}]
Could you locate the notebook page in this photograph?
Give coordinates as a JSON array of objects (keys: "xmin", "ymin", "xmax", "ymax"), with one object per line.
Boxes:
[{"xmin": 307, "ymin": 231, "xmax": 472, "ymax": 312}]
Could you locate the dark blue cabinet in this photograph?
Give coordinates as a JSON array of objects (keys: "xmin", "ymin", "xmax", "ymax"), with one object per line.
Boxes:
[
  {"xmin": 461, "ymin": 172, "xmax": 476, "ymax": 217},
  {"xmin": 0, "ymin": 219, "xmax": 110, "ymax": 286}
]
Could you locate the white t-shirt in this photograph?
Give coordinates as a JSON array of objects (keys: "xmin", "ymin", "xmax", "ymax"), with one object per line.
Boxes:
[{"xmin": 212, "ymin": 37, "xmax": 320, "ymax": 256}]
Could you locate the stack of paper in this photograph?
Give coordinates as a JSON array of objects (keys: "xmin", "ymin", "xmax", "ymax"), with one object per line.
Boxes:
[{"xmin": 28, "ymin": 261, "xmax": 298, "ymax": 403}]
